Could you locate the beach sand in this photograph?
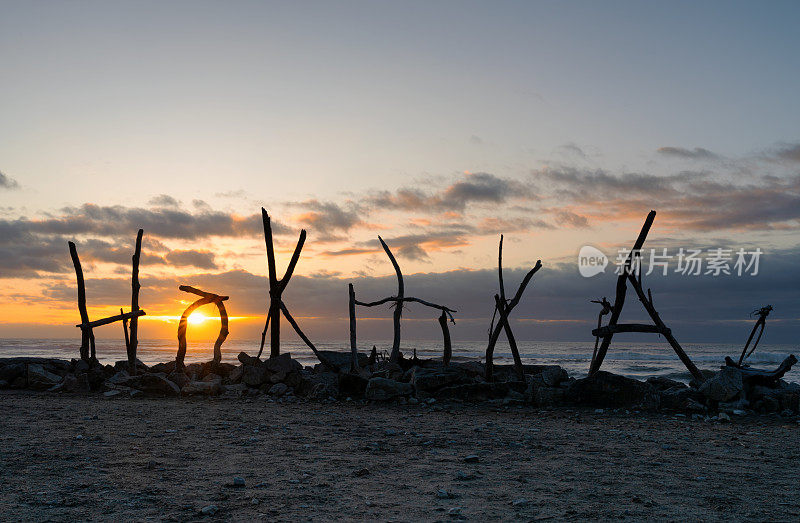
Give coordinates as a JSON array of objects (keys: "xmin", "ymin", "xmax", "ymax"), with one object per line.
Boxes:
[{"xmin": 1, "ymin": 391, "xmax": 798, "ymax": 521}]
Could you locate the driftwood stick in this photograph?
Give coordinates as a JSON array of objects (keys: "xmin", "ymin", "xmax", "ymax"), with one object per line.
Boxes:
[
  {"xmin": 68, "ymin": 241, "xmax": 94, "ymax": 362},
  {"xmin": 121, "ymin": 307, "xmax": 130, "ymax": 356},
  {"xmin": 485, "ymin": 259, "xmax": 542, "ymax": 380},
  {"xmin": 279, "ymin": 301, "xmax": 338, "ymax": 371},
  {"xmin": 279, "ymin": 229, "xmax": 306, "ymax": 293},
  {"xmin": 128, "ymin": 228, "xmax": 143, "ymax": 374},
  {"xmin": 348, "ymin": 283, "xmax": 359, "ymax": 373},
  {"xmin": 738, "ymin": 306, "xmax": 772, "ymax": 365},
  {"xmin": 257, "ymin": 313, "xmax": 271, "ymax": 359},
  {"xmin": 355, "ymin": 295, "xmax": 456, "ymax": 316},
  {"xmin": 494, "ymin": 294, "xmax": 524, "ymax": 381},
  {"xmin": 76, "ymin": 310, "xmax": 146, "ymax": 329},
  {"xmin": 589, "ymin": 210, "xmax": 656, "ymax": 376},
  {"xmin": 262, "ymin": 208, "xmax": 281, "ymax": 359},
  {"xmin": 212, "ymin": 300, "xmax": 229, "ymax": 365},
  {"xmin": 379, "ymin": 236, "xmax": 404, "ymax": 363},
  {"xmin": 178, "ymin": 285, "xmax": 229, "ymax": 302},
  {"xmin": 438, "ymin": 310, "xmax": 452, "ymax": 367}
]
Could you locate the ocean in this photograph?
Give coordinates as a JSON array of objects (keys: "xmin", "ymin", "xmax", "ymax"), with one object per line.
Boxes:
[{"xmin": 1, "ymin": 338, "xmax": 796, "ymax": 384}]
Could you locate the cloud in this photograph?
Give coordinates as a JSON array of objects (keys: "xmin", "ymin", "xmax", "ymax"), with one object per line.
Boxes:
[
  {"xmin": 657, "ymin": 147, "xmax": 720, "ymax": 160},
  {"xmin": 164, "ymin": 249, "xmax": 218, "ymax": 269},
  {"xmin": 0, "ymin": 171, "xmax": 19, "ymax": 190},
  {"xmin": 557, "ymin": 143, "xmax": 587, "ymax": 159},
  {"xmin": 148, "ymin": 194, "xmax": 181, "ymax": 208},
  {"xmin": 368, "ymin": 172, "xmax": 536, "ymax": 212},
  {"xmin": 771, "ymin": 142, "xmax": 800, "ymax": 163},
  {"xmin": 289, "ymin": 200, "xmax": 364, "ymax": 241}
]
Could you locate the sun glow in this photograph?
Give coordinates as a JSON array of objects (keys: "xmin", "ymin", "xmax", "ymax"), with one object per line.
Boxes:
[{"xmin": 187, "ymin": 311, "xmax": 207, "ymax": 325}]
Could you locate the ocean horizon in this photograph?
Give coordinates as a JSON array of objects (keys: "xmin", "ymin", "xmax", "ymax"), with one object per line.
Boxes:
[{"xmin": 2, "ymin": 337, "xmax": 796, "ymax": 385}]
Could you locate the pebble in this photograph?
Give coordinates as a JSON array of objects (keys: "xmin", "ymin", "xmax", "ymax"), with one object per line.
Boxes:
[
  {"xmin": 447, "ymin": 507, "xmax": 463, "ymax": 516},
  {"xmin": 718, "ymin": 413, "xmax": 731, "ymax": 422},
  {"xmin": 385, "ymin": 429, "xmax": 397, "ymax": 436},
  {"xmin": 75, "ymin": 434, "xmax": 84, "ymax": 440},
  {"xmin": 437, "ymin": 489, "xmax": 457, "ymax": 499},
  {"xmin": 251, "ymin": 498, "xmax": 259, "ymax": 505},
  {"xmin": 511, "ymin": 498, "xmax": 529, "ymax": 507},
  {"xmin": 594, "ymin": 409, "xmax": 604, "ymax": 414},
  {"xmin": 232, "ymin": 476, "xmax": 245, "ymax": 487},
  {"xmin": 454, "ymin": 471, "xmax": 477, "ymax": 480},
  {"xmin": 200, "ymin": 505, "xmax": 218, "ymax": 515},
  {"xmin": 463, "ymin": 454, "xmax": 479, "ymax": 463},
  {"xmin": 408, "ymin": 397, "xmax": 419, "ymax": 405},
  {"xmin": 353, "ymin": 468, "xmax": 370, "ymax": 477}
]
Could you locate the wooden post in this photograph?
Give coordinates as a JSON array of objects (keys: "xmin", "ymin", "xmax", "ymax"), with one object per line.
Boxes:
[
  {"xmin": 128, "ymin": 229, "xmax": 143, "ymax": 373},
  {"xmin": 348, "ymin": 283, "xmax": 359, "ymax": 372},
  {"xmin": 379, "ymin": 237, "xmax": 404, "ymax": 363},
  {"xmin": 68, "ymin": 241, "xmax": 95, "ymax": 362},
  {"xmin": 263, "ymin": 208, "xmax": 281, "ymax": 359},
  {"xmin": 589, "ymin": 210, "xmax": 655, "ymax": 376},
  {"xmin": 438, "ymin": 310, "xmax": 452, "ymax": 367}
]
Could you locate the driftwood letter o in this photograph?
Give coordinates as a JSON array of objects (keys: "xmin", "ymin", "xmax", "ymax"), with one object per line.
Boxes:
[{"xmin": 175, "ymin": 286, "xmax": 229, "ymax": 368}]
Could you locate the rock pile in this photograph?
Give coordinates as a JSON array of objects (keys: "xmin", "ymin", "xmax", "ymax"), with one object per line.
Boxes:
[{"xmin": 1, "ymin": 353, "xmax": 798, "ymax": 416}]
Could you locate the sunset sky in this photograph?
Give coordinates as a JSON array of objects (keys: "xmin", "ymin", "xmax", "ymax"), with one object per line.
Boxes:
[{"xmin": 1, "ymin": 1, "xmax": 799, "ymax": 347}]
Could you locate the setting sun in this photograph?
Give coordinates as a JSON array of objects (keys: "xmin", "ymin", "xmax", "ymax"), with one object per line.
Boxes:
[{"xmin": 187, "ymin": 311, "xmax": 207, "ymax": 325}]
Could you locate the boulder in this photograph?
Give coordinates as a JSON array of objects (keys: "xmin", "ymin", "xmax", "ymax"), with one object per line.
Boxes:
[
  {"xmin": 565, "ymin": 371, "xmax": 660, "ymax": 410},
  {"xmin": 227, "ymin": 365, "xmax": 244, "ymax": 384},
  {"xmin": 316, "ymin": 350, "xmax": 369, "ymax": 371},
  {"xmin": 241, "ymin": 364, "xmax": 269, "ymax": 387},
  {"xmin": 0, "ymin": 363, "xmax": 26, "ymax": 383},
  {"xmin": 338, "ymin": 373, "xmax": 369, "ymax": 396},
  {"xmin": 365, "ymin": 377, "xmax": 413, "ymax": 401},
  {"xmin": 660, "ymin": 386, "xmax": 704, "ymax": 411},
  {"xmin": 237, "ymin": 351, "xmax": 261, "ymax": 366},
  {"xmin": 167, "ymin": 371, "xmax": 190, "ymax": 389},
  {"xmin": 539, "ymin": 366, "xmax": 568, "ymax": 387},
  {"xmin": 534, "ymin": 386, "xmax": 566, "ymax": 407},
  {"xmin": 268, "ymin": 382, "xmax": 290, "ymax": 397},
  {"xmin": 646, "ymin": 376, "xmax": 687, "ymax": 391},
  {"xmin": 263, "ymin": 353, "xmax": 303, "ymax": 381},
  {"xmin": 698, "ymin": 367, "xmax": 743, "ymax": 402},
  {"xmin": 410, "ymin": 367, "xmax": 469, "ymax": 392},
  {"xmin": 149, "ymin": 361, "xmax": 176, "ymax": 374},
  {"xmin": 182, "ymin": 380, "xmax": 221, "ymax": 396},
  {"xmin": 135, "ymin": 373, "xmax": 181, "ymax": 397},
  {"xmin": 27, "ymin": 364, "xmax": 63, "ymax": 391}
]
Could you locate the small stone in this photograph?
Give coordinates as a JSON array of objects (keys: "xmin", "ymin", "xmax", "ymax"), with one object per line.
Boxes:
[
  {"xmin": 447, "ymin": 507, "xmax": 463, "ymax": 516},
  {"xmin": 437, "ymin": 489, "xmax": 456, "ymax": 499},
  {"xmin": 232, "ymin": 476, "xmax": 245, "ymax": 487},
  {"xmin": 75, "ymin": 434, "xmax": 84, "ymax": 440},
  {"xmin": 353, "ymin": 467, "xmax": 370, "ymax": 477},
  {"xmin": 732, "ymin": 409, "xmax": 747, "ymax": 416},
  {"xmin": 463, "ymin": 454, "xmax": 479, "ymax": 463},
  {"xmin": 594, "ymin": 408, "xmax": 604, "ymax": 414},
  {"xmin": 103, "ymin": 390, "xmax": 121, "ymax": 397},
  {"xmin": 718, "ymin": 412, "xmax": 731, "ymax": 422},
  {"xmin": 454, "ymin": 471, "xmax": 477, "ymax": 480},
  {"xmin": 200, "ymin": 505, "xmax": 218, "ymax": 516},
  {"xmin": 251, "ymin": 498, "xmax": 259, "ymax": 505},
  {"xmin": 385, "ymin": 429, "xmax": 397, "ymax": 436},
  {"xmin": 408, "ymin": 397, "xmax": 419, "ymax": 405},
  {"xmin": 426, "ymin": 398, "xmax": 436, "ymax": 405},
  {"xmin": 511, "ymin": 498, "xmax": 529, "ymax": 507}
]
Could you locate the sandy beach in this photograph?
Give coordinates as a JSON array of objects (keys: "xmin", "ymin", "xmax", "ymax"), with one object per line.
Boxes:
[{"xmin": 1, "ymin": 391, "xmax": 798, "ymax": 522}]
